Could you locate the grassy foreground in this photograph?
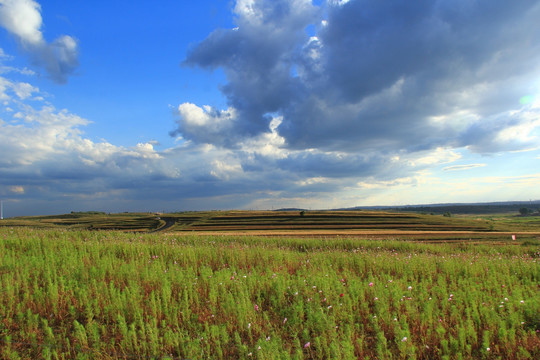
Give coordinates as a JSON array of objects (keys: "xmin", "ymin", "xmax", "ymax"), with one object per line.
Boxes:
[{"xmin": 0, "ymin": 228, "xmax": 538, "ymax": 359}]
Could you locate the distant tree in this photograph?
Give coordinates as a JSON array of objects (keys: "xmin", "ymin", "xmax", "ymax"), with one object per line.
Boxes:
[
  {"xmin": 519, "ymin": 208, "xmax": 531, "ymax": 215},
  {"xmin": 300, "ymin": 211, "xmax": 305, "ymax": 217},
  {"xmin": 443, "ymin": 212, "xmax": 452, "ymax": 217}
]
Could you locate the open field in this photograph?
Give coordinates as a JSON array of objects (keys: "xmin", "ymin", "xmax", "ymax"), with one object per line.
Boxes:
[
  {"xmin": 1, "ymin": 210, "xmax": 539, "ymax": 358},
  {"xmin": 0, "ymin": 228, "xmax": 538, "ymax": 359}
]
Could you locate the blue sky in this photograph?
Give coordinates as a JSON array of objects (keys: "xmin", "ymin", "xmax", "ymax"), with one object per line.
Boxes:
[{"xmin": 1, "ymin": 0, "xmax": 539, "ymax": 217}]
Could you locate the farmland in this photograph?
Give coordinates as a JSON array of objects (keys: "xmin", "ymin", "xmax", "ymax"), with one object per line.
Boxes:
[
  {"xmin": 3, "ymin": 209, "xmax": 540, "ymax": 237},
  {"xmin": 0, "ymin": 211, "xmax": 539, "ymax": 359}
]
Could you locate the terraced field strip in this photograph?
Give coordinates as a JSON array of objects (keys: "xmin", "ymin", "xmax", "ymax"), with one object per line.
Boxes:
[
  {"xmin": 1, "ymin": 212, "xmax": 161, "ymax": 231},
  {"xmin": 169, "ymin": 210, "xmax": 493, "ymax": 233}
]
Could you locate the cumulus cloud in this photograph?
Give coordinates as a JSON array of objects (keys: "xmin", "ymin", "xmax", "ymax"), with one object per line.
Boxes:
[
  {"xmin": 178, "ymin": 0, "xmax": 319, "ymax": 143},
  {"xmin": 175, "ymin": 0, "xmax": 540, "ymax": 157},
  {"xmin": 1, "ymin": 57, "xmax": 297, "ymax": 214},
  {"xmin": 0, "ymin": 0, "xmax": 78, "ymax": 83},
  {"xmin": 171, "ymin": 103, "xmax": 240, "ymax": 147}
]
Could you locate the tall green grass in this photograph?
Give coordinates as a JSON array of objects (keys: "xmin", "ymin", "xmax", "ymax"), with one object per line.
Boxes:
[{"xmin": 0, "ymin": 228, "xmax": 538, "ymax": 359}]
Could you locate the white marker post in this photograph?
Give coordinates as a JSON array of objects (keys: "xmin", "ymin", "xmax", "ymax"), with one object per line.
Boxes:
[{"xmin": 0, "ymin": 200, "xmax": 3, "ymax": 220}]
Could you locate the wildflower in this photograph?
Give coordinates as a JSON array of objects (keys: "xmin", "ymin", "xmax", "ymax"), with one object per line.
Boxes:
[
  {"xmin": 486, "ymin": 347, "xmax": 490, "ymax": 352},
  {"xmin": 304, "ymin": 342, "xmax": 311, "ymax": 348},
  {"xmin": 231, "ymin": 276, "xmax": 234, "ymax": 280},
  {"xmin": 520, "ymin": 300, "xmax": 525, "ymax": 304},
  {"xmin": 369, "ymin": 282, "xmax": 374, "ymax": 287},
  {"xmin": 258, "ymin": 346, "xmax": 261, "ymax": 351},
  {"xmin": 340, "ymin": 293, "xmax": 344, "ymax": 297},
  {"xmin": 248, "ymin": 323, "xmax": 251, "ymax": 329},
  {"xmin": 266, "ymin": 336, "xmax": 270, "ymax": 341},
  {"xmin": 254, "ymin": 304, "xmax": 259, "ymax": 311},
  {"xmin": 408, "ymin": 286, "xmax": 413, "ymax": 291},
  {"xmin": 283, "ymin": 318, "xmax": 287, "ymax": 324},
  {"xmin": 248, "ymin": 352, "xmax": 252, "ymax": 357},
  {"xmin": 328, "ymin": 305, "xmax": 332, "ymax": 309},
  {"xmin": 374, "ymin": 297, "xmax": 378, "ymax": 301},
  {"xmin": 402, "ymin": 337, "xmax": 407, "ymax": 342}
]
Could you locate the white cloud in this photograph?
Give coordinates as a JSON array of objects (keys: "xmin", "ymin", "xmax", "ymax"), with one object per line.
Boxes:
[
  {"xmin": 443, "ymin": 164, "xmax": 487, "ymax": 171},
  {"xmin": 296, "ymin": 176, "xmax": 329, "ymax": 186},
  {"xmin": 177, "ymin": 102, "xmax": 234, "ymax": 127},
  {"xmin": 0, "ymin": 0, "xmax": 78, "ymax": 83},
  {"xmin": 11, "ymin": 81, "xmax": 37, "ymax": 99},
  {"xmin": 173, "ymin": 103, "xmax": 239, "ymax": 146},
  {"xmin": 409, "ymin": 147, "xmax": 461, "ymax": 167},
  {"xmin": 0, "ymin": 0, "xmax": 43, "ymax": 45},
  {"xmin": 210, "ymin": 159, "xmax": 243, "ymax": 180},
  {"xmin": 356, "ymin": 176, "xmax": 421, "ymax": 190},
  {"xmin": 0, "ymin": 47, "xmax": 10, "ymax": 58}
]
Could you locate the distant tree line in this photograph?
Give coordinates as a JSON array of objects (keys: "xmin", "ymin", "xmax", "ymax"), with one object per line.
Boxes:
[{"xmin": 518, "ymin": 207, "xmax": 540, "ymax": 216}]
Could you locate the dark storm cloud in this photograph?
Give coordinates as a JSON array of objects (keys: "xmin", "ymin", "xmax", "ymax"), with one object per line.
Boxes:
[
  {"xmin": 282, "ymin": 0, "xmax": 540, "ymax": 152},
  {"xmin": 176, "ymin": 0, "xmax": 540, "ymax": 154},
  {"xmin": 177, "ymin": 0, "xmax": 319, "ymax": 144}
]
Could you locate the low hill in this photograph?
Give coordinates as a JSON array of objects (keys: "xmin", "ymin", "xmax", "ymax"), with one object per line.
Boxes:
[{"xmin": 346, "ymin": 201, "xmax": 540, "ymax": 215}]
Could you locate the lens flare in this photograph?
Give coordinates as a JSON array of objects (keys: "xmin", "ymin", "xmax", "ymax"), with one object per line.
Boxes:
[{"xmin": 519, "ymin": 95, "xmax": 534, "ymax": 105}]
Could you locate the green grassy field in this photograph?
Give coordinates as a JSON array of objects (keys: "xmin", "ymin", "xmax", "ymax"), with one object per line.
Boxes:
[{"xmin": 0, "ymin": 226, "xmax": 538, "ymax": 359}]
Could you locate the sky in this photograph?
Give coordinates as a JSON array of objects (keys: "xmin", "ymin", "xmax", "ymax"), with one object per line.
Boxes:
[{"xmin": 1, "ymin": 0, "xmax": 540, "ymax": 217}]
